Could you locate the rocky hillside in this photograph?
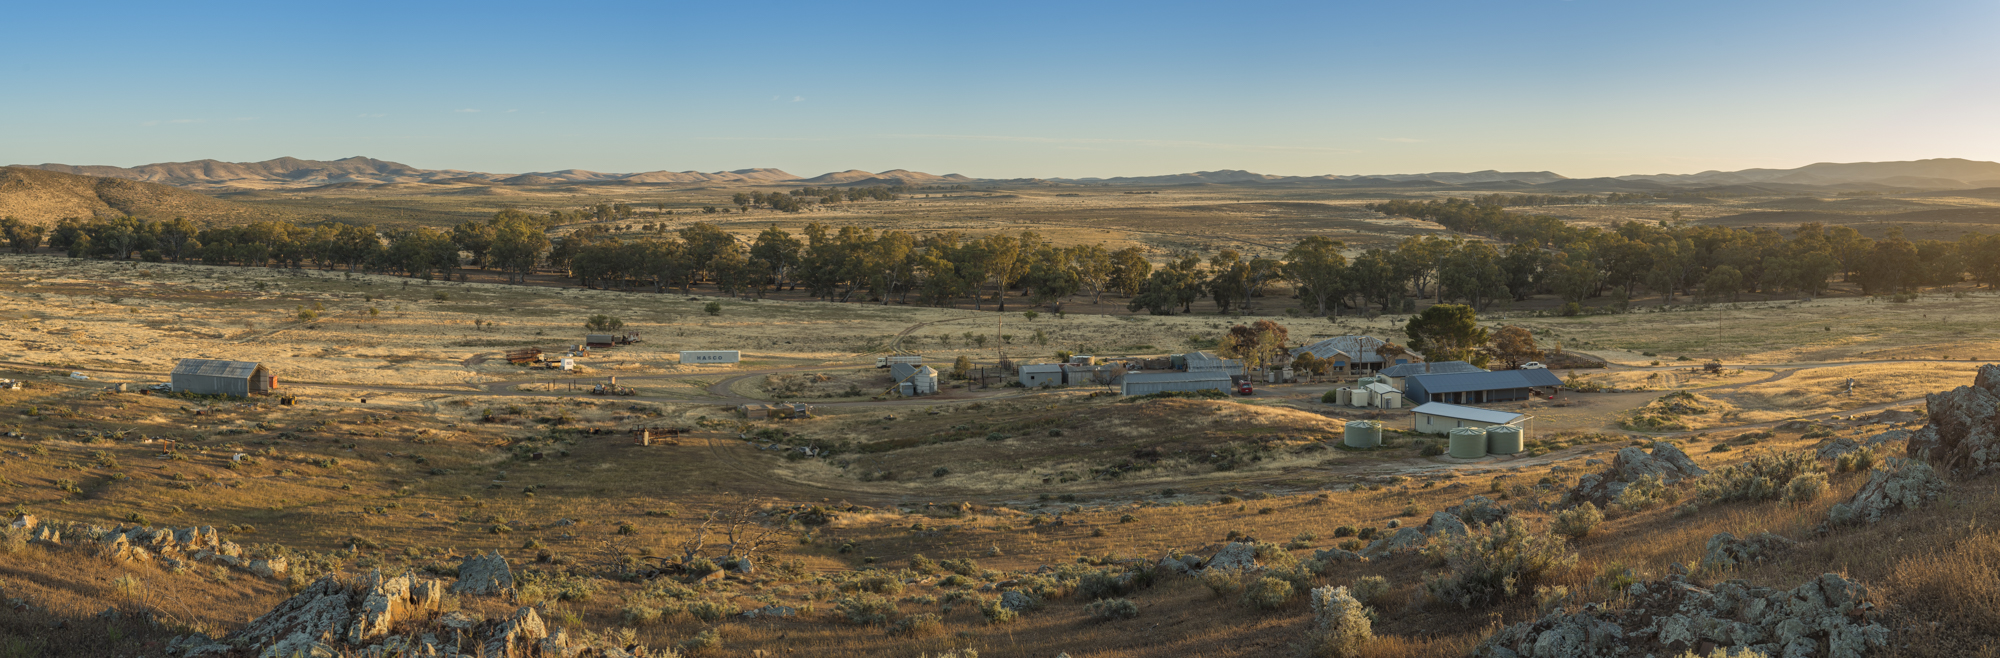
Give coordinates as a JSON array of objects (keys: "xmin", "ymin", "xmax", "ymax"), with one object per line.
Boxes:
[{"xmin": 0, "ymin": 166, "xmax": 282, "ymax": 226}]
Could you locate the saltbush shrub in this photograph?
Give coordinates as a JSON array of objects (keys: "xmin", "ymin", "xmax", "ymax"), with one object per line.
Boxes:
[
  {"xmin": 1552, "ymin": 502, "xmax": 1604, "ymax": 539},
  {"xmin": 1423, "ymin": 517, "xmax": 1578, "ymax": 608},
  {"xmin": 1086, "ymin": 598, "xmax": 1140, "ymax": 620},
  {"xmin": 1696, "ymin": 450, "xmax": 1820, "ymax": 503}
]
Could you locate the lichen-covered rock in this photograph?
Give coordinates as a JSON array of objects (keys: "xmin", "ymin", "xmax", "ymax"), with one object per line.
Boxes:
[
  {"xmin": 249, "ymin": 557, "xmax": 288, "ymax": 579},
  {"xmin": 999, "ymin": 590, "xmax": 1039, "ymax": 612},
  {"xmin": 1472, "ymin": 572, "xmax": 1887, "ymax": 658},
  {"xmin": 1830, "ymin": 457, "xmax": 1948, "ymax": 525},
  {"xmin": 1700, "ymin": 532, "xmax": 1797, "ymax": 572},
  {"xmin": 9, "ymin": 514, "xmax": 36, "ymax": 531},
  {"xmin": 483, "ymin": 606, "xmax": 547, "ymax": 658},
  {"xmin": 1427, "ymin": 511, "xmax": 1470, "ymax": 537},
  {"xmin": 1202, "ymin": 542, "xmax": 1259, "ymax": 572},
  {"xmin": 1815, "ymin": 437, "xmax": 1862, "ymax": 461},
  {"xmin": 1155, "ymin": 553, "xmax": 1202, "ymax": 576},
  {"xmin": 1907, "ymin": 363, "xmax": 2000, "ymax": 473},
  {"xmin": 345, "ymin": 570, "xmax": 443, "ymax": 645},
  {"xmin": 1309, "ymin": 548, "xmax": 1366, "ymax": 565},
  {"xmin": 1865, "ymin": 429, "xmax": 1911, "ymax": 446},
  {"xmin": 229, "ymin": 577, "xmax": 355, "ymax": 654},
  {"xmin": 451, "ymin": 551, "xmax": 515, "ymax": 596},
  {"xmin": 1566, "ymin": 442, "xmax": 1709, "ymax": 507},
  {"xmin": 1446, "ymin": 495, "xmax": 1510, "ymax": 526}
]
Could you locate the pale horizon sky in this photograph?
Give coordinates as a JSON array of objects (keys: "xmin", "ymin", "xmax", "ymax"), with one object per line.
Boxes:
[{"xmin": 5, "ymin": 1, "xmax": 1997, "ymax": 179}]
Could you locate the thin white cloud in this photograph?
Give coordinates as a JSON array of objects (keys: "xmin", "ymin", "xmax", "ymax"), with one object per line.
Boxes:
[
  {"xmin": 883, "ymin": 133, "xmax": 1359, "ymax": 154},
  {"xmin": 454, "ymin": 108, "xmax": 481, "ymax": 113},
  {"xmin": 791, "ymin": 96, "xmax": 804, "ymax": 102}
]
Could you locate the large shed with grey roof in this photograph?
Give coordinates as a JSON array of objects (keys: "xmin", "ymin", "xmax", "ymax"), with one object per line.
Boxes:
[
  {"xmin": 1379, "ymin": 361, "xmax": 1487, "ymax": 391},
  {"xmin": 1119, "ymin": 371, "xmax": 1233, "ymax": 396},
  {"xmin": 1404, "ymin": 369, "xmax": 1562, "ymax": 405},
  {"xmin": 171, "ymin": 359, "xmax": 276, "ymax": 397}
]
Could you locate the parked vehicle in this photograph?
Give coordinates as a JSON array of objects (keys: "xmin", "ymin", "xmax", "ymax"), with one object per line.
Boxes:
[
  {"xmin": 1520, "ymin": 362, "xmax": 1547, "ymax": 370},
  {"xmin": 1237, "ymin": 383, "xmax": 1254, "ymax": 395}
]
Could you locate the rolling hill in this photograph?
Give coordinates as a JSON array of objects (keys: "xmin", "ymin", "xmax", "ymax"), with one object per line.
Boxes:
[{"xmin": 0, "ymin": 166, "xmax": 284, "ymax": 226}]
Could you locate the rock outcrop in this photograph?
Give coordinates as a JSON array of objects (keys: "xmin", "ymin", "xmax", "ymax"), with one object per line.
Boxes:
[
  {"xmin": 1907, "ymin": 363, "xmax": 2000, "ymax": 474},
  {"xmin": 1201, "ymin": 542, "xmax": 1259, "ymax": 573},
  {"xmin": 1474, "ymin": 572, "xmax": 1889, "ymax": 658},
  {"xmin": 1700, "ymin": 532, "xmax": 1797, "ymax": 572},
  {"xmin": 451, "ymin": 551, "xmax": 515, "ymax": 596},
  {"xmin": 1829, "ymin": 457, "xmax": 1948, "ymax": 525},
  {"xmin": 1815, "ymin": 437, "xmax": 1862, "ymax": 461},
  {"xmin": 1565, "ymin": 442, "xmax": 1708, "ymax": 507}
]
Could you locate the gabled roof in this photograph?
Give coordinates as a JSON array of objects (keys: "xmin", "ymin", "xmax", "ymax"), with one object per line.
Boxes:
[
  {"xmin": 1411, "ymin": 402, "xmax": 1525, "ymax": 425},
  {"xmin": 1380, "ymin": 361, "xmax": 1486, "ymax": 378},
  {"xmin": 171, "ymin": 359, "xmax": 263, "ymax": 379},
  {"xmin": 1364, "ymin": 382, "xmax": 1398, "ymax": 395},
  {"xmin": 1020, "ymin": 364, "xmax": 1066, "ymax": 374},
  {"xmin": 1122, "ymin": 371, "xmax": 1234, "ymax": 384},
  {"xmin": 1408, "ymin": 369, "xmax": 1562, "ymax": 393},
  {"xmin": 1293, "ymin": 336, "xmax": 1413, "ymax": 364}
]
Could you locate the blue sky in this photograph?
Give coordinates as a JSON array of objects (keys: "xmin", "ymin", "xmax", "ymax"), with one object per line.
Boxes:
[{"xmin": 4, "ymin": 1, "xmax": 1996, "ymax": 178}]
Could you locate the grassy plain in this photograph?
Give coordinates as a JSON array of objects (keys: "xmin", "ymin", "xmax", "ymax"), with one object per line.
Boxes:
[{"xmin": 3, "ymin": 178, "xmax": 2000, "ymax": 656}]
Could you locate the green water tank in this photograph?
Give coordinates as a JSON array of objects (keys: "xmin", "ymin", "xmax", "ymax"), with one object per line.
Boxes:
[
  {"xmin": 1486, "ymin": 425, "xmax": 1524, "ymax": 455},
  {"xmin": 1343, "ymin": 420, "xmax": 1382, "ymax": 448},
  {"xmin": 1448, "ymin": 428, "xmax": 1489, "ymax": 459}
]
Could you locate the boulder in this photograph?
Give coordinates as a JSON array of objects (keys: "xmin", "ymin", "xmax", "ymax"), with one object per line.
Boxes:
[
  {"xmin": 1202, "ymin": 542, "xmax": 1259, "ymax": 573},
  {"xmin": 1566, "ymin": 442, "xmax": 1708, "ymax": 507},
  {"xmin": 1155, "ymin": 553, "xmax": 1202, "ymax": 576},
  {"xmin": 1700, "ymin": 532, "xmax": 1797, "ymax": 572},
  {"xmin": 9, "ymin": 514, "xmax": 36, "ymax": 531},
  {"xmin": 1445, "ymin": 496, "xmax": 1509, "ymax": 526},
  {"xmin": 483, "ymin": 606, "xmax": 548, "ymax": 658},
  {"xmin": 1815, "ymin": 437, "xmax": 1862, "ymax": 461},
  {"xmin": 1363, "ymin": 527, "xmax": 1431, "ymax": 558},
  {"xmin": 249, "ymin": 557, "xmax": 288, "ymax": 579},
  {"xmin": 1474, "ymin": 572, "xmax": 1887, "ymax": 657},
  {"xmin": 1830, "ymin": 458, "xmax": 1948, "ymax": 525},
  {"xmin": 1426, "ymin": 511, "xmax": 1470, "ymax": 538},
  {"xmin": 1865, "ymin": 429, "xmax": 1911, "ymax": 446},
  {"xmin": 344, "ymin": 570, "xmax": 443, "ymax": 645},
  {"xmin": 452, "ymin": 551, "xmax": 515, "ymax": 596},
  {"xmin": 999, "ymin": 590, "xmax": 1039, "ymax": 612},
  {"xmin": 1907, "ymin": 364, "xmax": 2000, "ymax": 473},
  {"xmin": 227, "ymin": 577, "xmax": 355, "ymax": 654}
]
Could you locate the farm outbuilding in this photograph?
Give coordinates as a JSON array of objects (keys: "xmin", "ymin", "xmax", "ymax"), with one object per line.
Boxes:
[
  {"xmin": 1410, "ymin": 402, "xmax": 1530, "ymax": 436},
  {"xmin": 171, "ymin": 359, "xmax": 276, "ymax": 397},
  {"xmin": 680, "ymin": 350, "xmax": 740, "ymax": 364},
  {"xmin": 1020, "ymin": 363, "xmax": 1067, "ymax": 388},
  {"xmin": 1119, "ymin": 371, "xmax": 1233, "ymax": 396},
  {"xmin": 1379, "ymin": 361, "xmax": 1487, "ymax": 391},
  {"xmin": 1183, "ymin": 351, "xmax": 1245, "ymax": 375},
  {"xmin": 1403, "ymin": 369, "xmax": 1562, "ymax": 405}
]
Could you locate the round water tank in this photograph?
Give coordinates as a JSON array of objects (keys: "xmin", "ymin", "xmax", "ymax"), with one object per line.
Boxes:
[
  {"xmin": 1486, "ymin": 425, "xmax": 1524, "ymax": 455},
  {"xmin": 1448, "ymin": 428, "xmax": 1489, "ymax": 459},
  {"xmin": 1344, "ymin": 420, "xmax": 1382, "ymax": 448}
]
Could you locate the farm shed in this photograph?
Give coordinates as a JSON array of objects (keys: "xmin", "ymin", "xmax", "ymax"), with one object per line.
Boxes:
[
  {"xmin": 1292, "ymin": 336, "xmax": 1420, "ymax": 375},
  {"xmin": 1119, "ymin": 371, "xmax": 1233, "ymax": 396},
  {"xmin": 1404, "ymin": 369, "xmax": 1562, "ymax": 405},
  {"xmin": 1410, "ymin": 402, "xmax": 1530, "ymax": 436},
  {"xmin": 1379, "ymin": 361, "xmax": 1487, "ymax": 391},
  {"xmin": 171, "ymin": 359, "xmax": 276, "ymax": 397},
  {"xmin": 1020, "ymin": 363, "xmax": 1066, "ymax": 388},
  {"xmin": 680, "ymin": 350, "xmax": 740, "ymax": 364}
]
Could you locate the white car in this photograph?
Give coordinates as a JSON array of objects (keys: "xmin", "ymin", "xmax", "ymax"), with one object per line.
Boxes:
[{"xmin": 1520, "ymin": 362, "xmax": 1547, "ymax": 370}]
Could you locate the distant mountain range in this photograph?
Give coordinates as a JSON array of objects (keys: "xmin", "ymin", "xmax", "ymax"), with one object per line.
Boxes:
[
  {"xmin": 13, "ymin": 157, "xmax": 976, "ymax": 191},
  {"xmin": 12, "ymin": 156, "xmax": 2000, "ymax": 193}
]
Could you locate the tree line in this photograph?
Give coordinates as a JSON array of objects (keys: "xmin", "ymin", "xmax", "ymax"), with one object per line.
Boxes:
[
  {"xmin": 730, "ymin": 186, "xmax": 903, "ymax": 213},
  {"xmin": 10, "ymin": 195, "xmax": 1997, "ymax": 315}
]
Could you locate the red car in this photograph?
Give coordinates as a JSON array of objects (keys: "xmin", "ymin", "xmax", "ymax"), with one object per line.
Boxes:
[{"xmin": 1237, "ymin": 383, "xmax": 1254, "ymax": 395}]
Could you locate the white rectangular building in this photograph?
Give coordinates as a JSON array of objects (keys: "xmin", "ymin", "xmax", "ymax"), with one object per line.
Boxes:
[
  {"xmin": 1410, "ymin": 402, "xmax": 1529, "ymax": 436},
  {"xmin": 680, "ymin": 350, "xmax": 740, "ymax": 364}
]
